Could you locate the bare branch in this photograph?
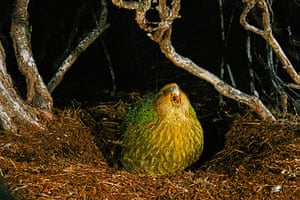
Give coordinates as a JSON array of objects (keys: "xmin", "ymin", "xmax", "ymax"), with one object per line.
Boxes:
[
  {"xmin": 112, "ymin": 0, "xmax": 276, "ymax": 120},
  {"xmin": 240, "ymin": 0, "xmax": 300, "ymax": 85},
  {"xmin": 10, "ymin": 0, "xmax": 53, "ymax": 111},
  {"xmin": 0, "ymin": 41, "xmax": 48, "ymax": 131},
  {"xmin": 47, "ymin": 0, "xmax": 110, "ymax": 93},
  {"xmin": 111, "ymin": 0, "xmax": 140, "ymax": 10},
  {"xmin": 156, "ymin": 35, "xmax": 275, "ymax": 121}
]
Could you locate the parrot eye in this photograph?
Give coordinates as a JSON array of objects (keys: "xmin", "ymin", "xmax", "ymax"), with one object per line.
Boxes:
[{"xmin": 162, "ymin": 89, "xmax": 169, "ymax": 95}]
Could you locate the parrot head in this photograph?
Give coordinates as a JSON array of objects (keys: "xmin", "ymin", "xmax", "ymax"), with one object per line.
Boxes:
[{"xmin": 154, "ymin": 83, "xmax": 191, "ymax": 118}]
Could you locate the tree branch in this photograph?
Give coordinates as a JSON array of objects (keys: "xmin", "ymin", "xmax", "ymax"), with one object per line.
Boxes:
[
  {"xmin": 47, "ymin": 0, "xmax": 110, "ymax": 93},
  {"xmin": 0, "ymin": 41, "xmax": 48, "ymax": 131},
  {"xmin": 156, "ymin": 32, "xmax": 275, "ymax": 120},
  {"xmin": 111, "ymin": 0, "xmax": 140, "ymax": 10},
  {"xmin": 10, "ymin": 0, "xmax": 53, "ymax": 111},
  {"xmin": 240, "ymin": 0, "xmax": 300, "ymax": 85},
  {"xmin": 112, "ymin": 0, "xmax": 276, "ymax": 120}
]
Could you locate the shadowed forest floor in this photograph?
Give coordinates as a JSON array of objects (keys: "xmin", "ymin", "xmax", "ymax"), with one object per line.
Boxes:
[{"xmin": 0, "ymin": 93, "xmax": 299, "ymax": 199}]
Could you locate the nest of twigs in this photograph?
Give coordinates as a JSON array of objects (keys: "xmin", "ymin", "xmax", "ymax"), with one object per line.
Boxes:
[{"xmin": 0, "ymin": 99, "xmax": 299, "ymax": 199}]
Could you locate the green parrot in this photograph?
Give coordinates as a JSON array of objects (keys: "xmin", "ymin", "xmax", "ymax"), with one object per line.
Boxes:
[{"xmin": 121, "ymin": 83, "xmax": 204, "ymax": 175}]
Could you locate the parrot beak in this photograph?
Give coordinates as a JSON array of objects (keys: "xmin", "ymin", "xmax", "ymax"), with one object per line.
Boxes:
[{"xmin": 170, "ymin": 85, "xmax": 181, "ymax": 104}]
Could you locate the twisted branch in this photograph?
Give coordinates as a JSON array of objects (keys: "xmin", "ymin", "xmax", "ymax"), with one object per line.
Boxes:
[
  {"xmin": 10, "ymin": 0, "xmax": 53, "ymax": 111},
  {"xmin": 47, "ymin": 0, "xmax": 110, "ymax": 93},
  {"xmin": 0, "ymin": 41, "xmax": 48, "ymax": 131},
  {"xmin": 112, "ymin": 0, "xmax": 276, "ymax": 120},
  {"xmin": 240, "ymin": 0, "xmax": 300, "ymax": 85}
]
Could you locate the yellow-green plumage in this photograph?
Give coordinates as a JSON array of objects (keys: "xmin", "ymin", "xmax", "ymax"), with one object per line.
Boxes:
[{"xmin": 121, "ymin": 83, "xmax": 204, "ymax": 175}]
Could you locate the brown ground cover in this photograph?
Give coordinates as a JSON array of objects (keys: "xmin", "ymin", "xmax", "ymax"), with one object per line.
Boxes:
[{"xmin": 0, "ymin": 97, "xmax": 299, "ymax": 199}]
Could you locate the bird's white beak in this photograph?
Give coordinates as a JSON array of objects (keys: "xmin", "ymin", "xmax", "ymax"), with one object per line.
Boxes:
[{"xmin": 170, "ymin": 85, "xmax": 181, "ymax": 104}]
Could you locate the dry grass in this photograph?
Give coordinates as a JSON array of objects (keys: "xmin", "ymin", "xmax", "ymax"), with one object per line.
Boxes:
[{"xmin": 0, "ymin": 102, "xmax": 299, "ymax": 199}]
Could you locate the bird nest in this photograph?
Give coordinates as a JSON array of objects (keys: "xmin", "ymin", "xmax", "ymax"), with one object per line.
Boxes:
[{"xmin": 0, "ymin": 97, "xmax": 299, "ymax": 199}]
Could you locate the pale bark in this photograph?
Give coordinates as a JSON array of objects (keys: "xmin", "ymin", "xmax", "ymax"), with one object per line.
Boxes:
[
  {"xmin": 47, "ymin": 0, "xmax": 110, "ymax": 93},
  {"xmin": 0, "ymin": 0, "xmax": 111, "ymax": 131},
  {"xmin": 111, "ymin": 0, "xmax": 139, "ymax": 10},
  {"xmin": 0, "ymin": 42, "xmax": 47, "ymax": 132},
  {"xmin": 112, "ymin": 0, "xmax": 276, "ymax": 120},
  {"xmin": 240, "ymin": 0, "xmax": 300, "ymax": 85},
  {"xmin": 10, "ymin": 0, "xmax": 53, "ymax": 111},
  {"xmin": 0, "ymin": 0, "xmax": 112, "ymax": 131},
  {"xmin": 155, "ymin": 39, "xmax": 275, "ymax": 120}
]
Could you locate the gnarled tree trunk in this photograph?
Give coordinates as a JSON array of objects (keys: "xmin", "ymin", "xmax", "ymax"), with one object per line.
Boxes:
[
  {"xmin": 0, "ymin": 0, "xmax": 55, "ymax": 132},
  {"xmin": 0, "ymin": 0, "xmax": 109, "ymax": 132},
  {"xmin": 0, "ymin": 41, "xmax": 49, "ymax": 132}
]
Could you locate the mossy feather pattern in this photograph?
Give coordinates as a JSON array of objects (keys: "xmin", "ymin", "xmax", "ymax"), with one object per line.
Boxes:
[{"xmin": 121, "ymin": 83, "xmax": 204, "ymax": 175}]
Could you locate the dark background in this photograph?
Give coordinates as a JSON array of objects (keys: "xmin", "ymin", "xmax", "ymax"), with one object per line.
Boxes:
[{"xmin": 0, "ymin": 0, "xmax": 299, "ymax": 101}]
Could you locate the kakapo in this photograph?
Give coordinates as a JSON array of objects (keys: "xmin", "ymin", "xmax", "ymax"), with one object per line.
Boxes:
[{"xmin": 121, "ymin": 83, "xmax": 204, "ymax": 175}]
